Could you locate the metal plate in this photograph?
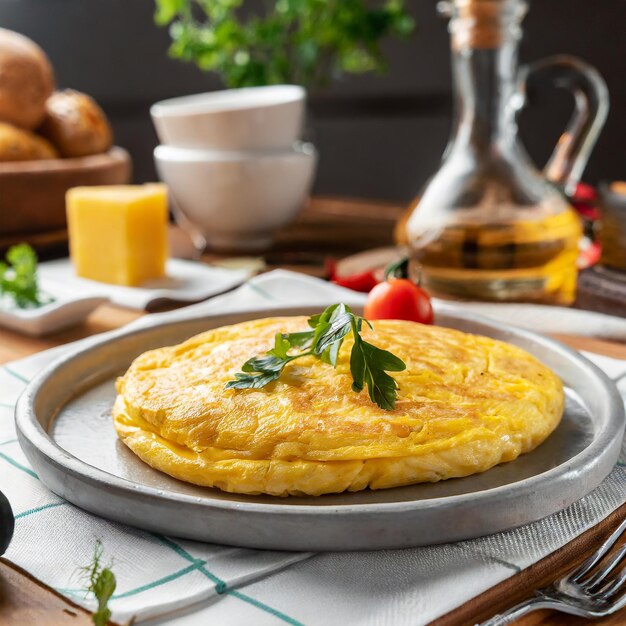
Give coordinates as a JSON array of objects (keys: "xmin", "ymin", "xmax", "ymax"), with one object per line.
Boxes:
[{"xmin": 15, "ymin": 305, "xmax": 625, "ymax": 551}]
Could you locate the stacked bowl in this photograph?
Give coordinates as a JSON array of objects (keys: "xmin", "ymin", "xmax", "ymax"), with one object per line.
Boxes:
[{"xmin": 152, "ymin": 85, "xmax": 317, "ymax": 251}]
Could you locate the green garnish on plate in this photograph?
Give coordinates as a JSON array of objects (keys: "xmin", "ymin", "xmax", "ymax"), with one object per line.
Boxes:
[
  {"xmin": 226, "ymin": 303, "xmax": 406, "ymax": 410},
  {"xmin": 0, "ymin": 243, "xmax": 51, "ymax": 309}
]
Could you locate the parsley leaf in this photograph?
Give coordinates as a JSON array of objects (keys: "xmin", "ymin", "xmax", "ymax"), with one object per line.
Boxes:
[
  {"xmin": 0, "ymin": 243, "xmax": 51, "ymax": 309},
  {"xmin": 226, "ymin": 370, "xmax": 283, "ymax": 389},
  {"xmin": 225, "ymin": 303, "xmax": 406, "ymax": 410},
  {"xmin": 225, "ymin": 332, "xmax": 299, "ymax": 389},
  {"xmin": 282, "ymin": 330, "xmax": 314, "ymax": 349},
  {"xmin": 360, "ymin": 341, "xmax": 406, "ymax": 372},
  {"xmin": 313, "ymin": 304, "xmax": 354, "ymax": 356},
  {"xmin": 349, "ymin": 338, "xmax": 366, "ymax": 393}
]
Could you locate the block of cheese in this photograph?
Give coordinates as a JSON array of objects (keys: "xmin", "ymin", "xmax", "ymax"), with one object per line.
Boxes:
[{"xmin": 66, "ymin": 184, "xmax": 169, "ymax": 286}]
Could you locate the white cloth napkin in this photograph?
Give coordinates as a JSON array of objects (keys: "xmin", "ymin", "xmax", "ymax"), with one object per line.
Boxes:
[
  {"xmin": 1, "ymin": 270, "xmax": 625, "ymax": 626},
  {"xmin": 38, "ymin": 258, "xmax": 251, "ymax": 310}
]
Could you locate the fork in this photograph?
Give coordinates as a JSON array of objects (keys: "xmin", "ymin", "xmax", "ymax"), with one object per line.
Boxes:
[{"xmin": 478, "ymin": 518, "xmax": 626, "ymax": 625}]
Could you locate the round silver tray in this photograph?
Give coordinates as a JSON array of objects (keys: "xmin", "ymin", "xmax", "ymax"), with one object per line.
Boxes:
[{"xmin": 15, "ymin": 305, "xmax": 625, "ymax": 551}]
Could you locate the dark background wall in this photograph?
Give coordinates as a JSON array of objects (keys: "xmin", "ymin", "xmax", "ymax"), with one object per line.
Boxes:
[{"xmin": 1, "ymin": 0, "xmax": 624, "ymax": 202}]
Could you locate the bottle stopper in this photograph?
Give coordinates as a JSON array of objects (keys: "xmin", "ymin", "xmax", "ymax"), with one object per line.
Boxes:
[{"xmin": 440, "ymin": 0, "xmax": 528, "ymax": 50}]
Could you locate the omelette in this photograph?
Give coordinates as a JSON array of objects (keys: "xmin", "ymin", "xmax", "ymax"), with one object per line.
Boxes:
[{"xmin": 113, "ymin": 317, "xmax": 564, "ymax": 497}]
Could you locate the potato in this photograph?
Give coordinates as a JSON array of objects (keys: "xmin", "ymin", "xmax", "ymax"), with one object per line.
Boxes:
[
  {"xmin": 0, "ymin": 122, "xmax": 58, "ymax": 161},
  {"xmin": 0, "ymin": 28, "xmax": 54, "ymax": 129},
  {"xmin": 40, "ymin": 90, "xmax": 113, "ymax": 158}
]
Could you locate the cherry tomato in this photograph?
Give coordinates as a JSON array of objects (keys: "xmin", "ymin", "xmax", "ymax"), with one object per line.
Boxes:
[
  {"xmin": 325, "ymin": 258, "xmax": 379, "ymax": 293},
  {"xmin": 364, "ymin": 279, "xmax": 434, "ymax": 324}
]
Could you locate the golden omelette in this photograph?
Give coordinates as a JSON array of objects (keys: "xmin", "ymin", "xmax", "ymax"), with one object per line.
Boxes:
[{"xmin": 113, "ymin": 317, "xmax": 564, "ymax": 497}]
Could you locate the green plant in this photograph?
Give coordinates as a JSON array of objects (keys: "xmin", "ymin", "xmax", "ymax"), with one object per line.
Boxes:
[
  {"xmin": 226, "ymin": 303, "xmax": 406, "ymax": 410},
  {"xmin": 0, "ymin": 243, "xmax": 51, "ymax": 309},
  {"xmin": 80, "ymin": 541, "xmax": 117, "ymax": 626},
  {"xmin": 154, "ymin": 0, "xmax": 415, "ymax": 88}
]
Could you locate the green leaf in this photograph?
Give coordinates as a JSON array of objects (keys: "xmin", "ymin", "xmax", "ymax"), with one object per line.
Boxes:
[
  {"xmin": 349, "ymin": 342, "xmax": 365, "ymax": 392},
  {"xmin": 0, "ymin": 243, "xmax": 49, "ymax": 309},
  {"xmin": 225, "ymin": 302, "xmax": 406, "ymax": 410},
  {"xmin": 313, "ymin": 310, "xmax": 353, "ymax": 356},
  {"xmin": 310, "ymin": 302, "xmax": 340, "ymax": 326},
  {"xmin": 80, "ymin": 540, "xmax": 117, "ymax": 626},
  {"xmin": 310, "ymin": 303, "xmax": 352, "ymax": 354},
  {"xmin": 225, "ymin": 370, "xmax": 282, "ymax": 389},
  {"xmin": 284, "ymin": 330, "xmax": 315, "ymax": 349},
  {"xmin": 364, "ymin": 368, "xmax": 398, "ymax": 411},
  {"xmin": 92, "ymin": 568, "xmax": 116, "ymax": 626},
  {"xmin": 360, "ymin": 341, "xmax": 406, "ymax": 372},
  {"xmin": 154, "ymin": 0, "xmax": 187, "ymax": 25},
  {"xmin": 384, "ymin": 256, "xmax": 409, "ymax": 280},
  {"xmin": 6, "ymin": 242, "xmax": 35, "ymax": 268},
  {"xmin": 307, "ymin": 313, "xmax": 322, "ymax": 328},
  {"xmin": 241, "ymin": 354, "xmax": 286, "ymax": 373},
  {"xmin": 319, "ymin": 334, "xmax": 344, "ymax": 367},
  {"xmin": 339, "ymin": 48, "xmax": 379, "ymax": 74},
  {"xmin": 268, "ymin": 332, "xmax": 291, "ymax": 359},
  {"xmin": 156, "ymin": 1, "xmax": 415, "ymax": 91}
]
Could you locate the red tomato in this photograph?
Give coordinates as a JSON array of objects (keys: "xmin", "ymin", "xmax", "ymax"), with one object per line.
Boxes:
[{"xmin": 364, "ymin": 279, "xmax": 434, "ymax": 324}]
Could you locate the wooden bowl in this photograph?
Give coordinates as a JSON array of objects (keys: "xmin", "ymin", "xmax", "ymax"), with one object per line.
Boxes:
[{"xmin": 0, "ymin": 146, "xmax": 131, "ymax": 239}]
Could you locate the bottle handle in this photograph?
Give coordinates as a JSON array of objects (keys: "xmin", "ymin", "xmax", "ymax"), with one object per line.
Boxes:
[{"xmin": 519, "ymin": 55, "xmax": 609, "ymax": 194}]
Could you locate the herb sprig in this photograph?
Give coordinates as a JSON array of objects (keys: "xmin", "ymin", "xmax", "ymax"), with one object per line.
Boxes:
[
  {"xmin": 226, "ymin": 304, "xmax": 406, "ymax": 410},
  {"xmin": 80, "ymin": 541, "xmax": 117, "ymax": 626},
  {"xmin": 0, "ymin": 243, "xmax": 51, "ymax": 309}
]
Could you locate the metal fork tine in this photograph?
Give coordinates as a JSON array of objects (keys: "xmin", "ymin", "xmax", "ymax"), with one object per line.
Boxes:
[
  {"xmin": 570, "ymin": 518, "xmax": 626, "ymax": 583},
  {"xmin": 602, "ymin": 584, "xmax": 626, "ymax": 614},
  {"xmin": 595, "ymin": 566, "xmax": 626, "ymax": 600},
  {"xmin": 480, "ymin": 519, "xmax": 626, "ymax": 625},
  {"xmin": 582, "ymin": 544, "xmax": 626, "ymax": 590}
]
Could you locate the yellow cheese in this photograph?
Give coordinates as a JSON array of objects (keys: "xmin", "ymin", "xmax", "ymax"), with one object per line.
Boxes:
[{"xmin": 66, "ymin": 184, "xmax": 169, "ymax": 286}]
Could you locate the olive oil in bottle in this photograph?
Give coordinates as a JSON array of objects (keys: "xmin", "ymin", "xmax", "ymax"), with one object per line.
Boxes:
[{"xmin": 403, "ymin": 0, "xmax": 606, "ymax": 304}]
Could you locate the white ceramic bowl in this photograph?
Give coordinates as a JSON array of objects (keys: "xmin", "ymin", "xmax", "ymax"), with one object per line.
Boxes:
[
  {"xmin": 155, "ymin": 143, "xmax": 317, "ymax": 251},
  {"xmin": 151, "ymin": 85, "xmax": 306, "ymax": 151}
]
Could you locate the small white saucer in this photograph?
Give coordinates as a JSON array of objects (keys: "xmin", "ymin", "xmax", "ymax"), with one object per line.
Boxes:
[
  {"xmin": 0, "ymin": 282, "xmax": 108, "ymax": 337},
  {"xmin": 38, "ymin": 258, "xmax": 253, "ymax": 311}
]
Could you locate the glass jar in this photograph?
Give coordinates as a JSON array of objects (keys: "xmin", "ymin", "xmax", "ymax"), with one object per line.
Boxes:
[{"xmin": 404, "ymin": 0, "xmax": 608, "ymax": 304}]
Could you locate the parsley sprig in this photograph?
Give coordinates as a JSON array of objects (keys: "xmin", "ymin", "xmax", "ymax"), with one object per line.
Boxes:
[
  {"xmin": 0, "ymin": 243, "xmax": 51, "ymax": 309},
  {"xmin": 225, "ymin": 304, "xmax": 406, "ymax": 410}
]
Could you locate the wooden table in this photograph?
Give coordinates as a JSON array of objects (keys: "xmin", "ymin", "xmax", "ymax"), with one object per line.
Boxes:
[
  {"xmin": 1, "ymin": 197, "xmax": 625, "ymax": 626},
  {"xmin": 0, "ymin": 197, "xmax": 404, "ymax": 363}
]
